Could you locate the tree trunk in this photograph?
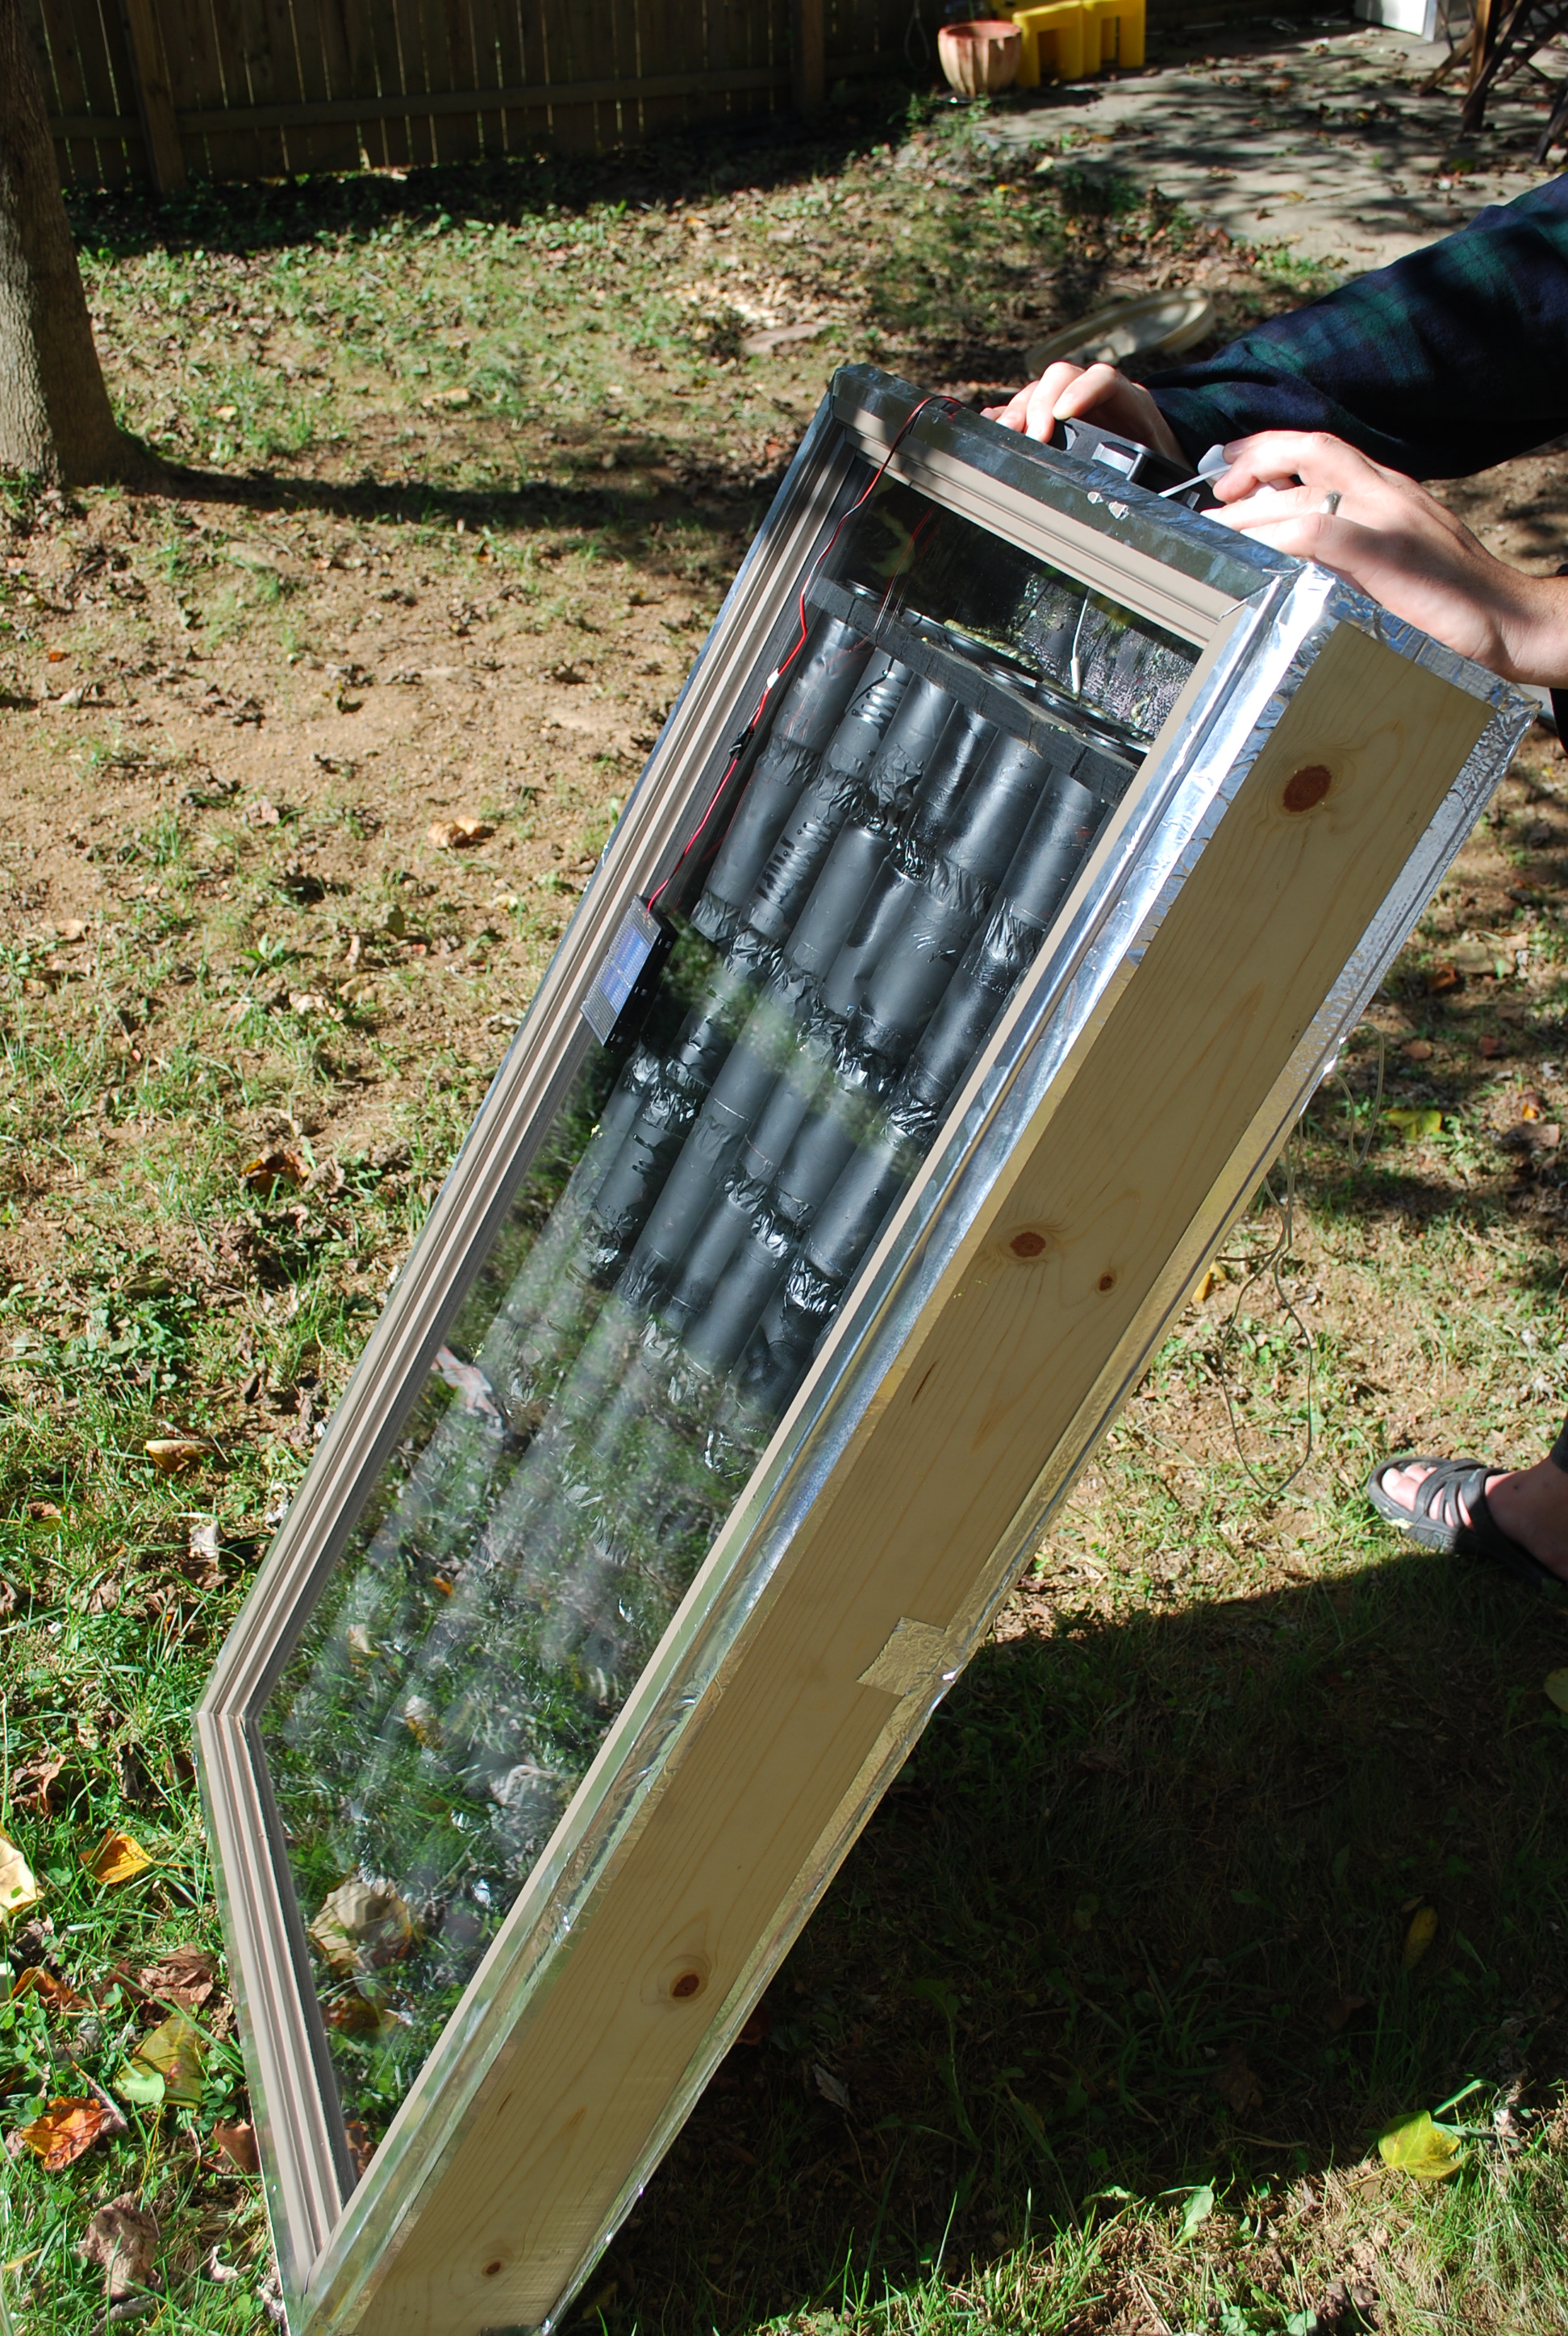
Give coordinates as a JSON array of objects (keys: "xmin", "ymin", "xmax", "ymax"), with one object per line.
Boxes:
[{"xmin": 0, "ymin": 0, "xmax": 144, "ymax": 482}]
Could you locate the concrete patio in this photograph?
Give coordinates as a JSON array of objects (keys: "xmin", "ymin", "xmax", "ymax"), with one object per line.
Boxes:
[{"xmin": 973, "ymin": 15, "xmax": 1567, "ymax": 275}]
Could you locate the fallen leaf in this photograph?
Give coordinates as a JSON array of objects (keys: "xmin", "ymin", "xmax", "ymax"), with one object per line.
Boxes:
[
  {"xmin": 427, "ymin": 815, "xmax": 494, "ymax": 850},
  {"xmin": 78, "ymin": 2192, "xmax": 160, "ymax": 2299},
  {"xmin": 55, "ymin": 917, "xmax": 89, "ymax": 942},
  {"xmin": 1424, "ymin": 961, "xmax": 1460, "ymax": 993},
  {"xmin": 1449, "ymin": 935, "xmax": 1498, "ymax": 974},
  {"xmin": 1545, "ymin": 1669, "xmax": 1568, "ymax": 1712},
  {"xmin": 144, "ymin": 1438, "xmax": 206, "ymax": 1475},
  {"xmin": 247, "ymin": 798, "xmax": 281, "ymax": 827},
  {"xmin": 24, "ymin": 1499, "xmax": 61, "ymax": 1519},
  {"xmin": 1377, "ymin": 2107, "xmax": 1464, "ymax": 2180},
  {"xmin": 1500, "ymin": 1120, "xmax": 1562, "ymax": 1151},
  {"xmin": 1211, "ymin": 2041, "xmax": 1263, "ymax": 2113},
  {"xmin": 1400, "ymin": 1038, "xmax": 1433, "ymax": 1060},
  {"xmin": 184, "ymin": 1520, "xmax": 222, "ymax": 1591},
  {"xmin": 1385, "ymin": 1106, "xmax": 1444, "ymax": 1142},
  {"xmin": 129, "ymin": 2006, "xmax": 206, "ymax": 2105},
  {"xmin": 17, "ymin": 2095, "xmax": 109, "ymax": 2169},
  {"xmin": 206, "ymin": 2246, "xmax": 242, "ymax": 2280},
  {"xmin": 85, "ymin": 1829, "xmax": 153, "ymax": 1886},
  {"xmin": 1478, "ymin": 1032, "xmax": 1511, "ymax": 1057},
  {"xmin": 137, "ymin": 1945, "xmax": 216, "ymax": 2011},
  {"xmin": 10, "ymin": 1753, "xmax": 65, "ymax": 1813},
  {"xmin": 812, "ymin": 2063, "xmax": 852, "ymax": 2111},
  {"xmin": 0, "ymin": 1831, "xmax": 39, "ymax": 1921},
  {"xmin": 214, "ymin": 403, "xmax": 238, "ymax": 420},
  {"xmin": 12, "ymin": 1965, "xmax": 88, "ymax": 2013},
  {"xmin": 1324, "ymin": 1993, "xmax": 1370, "ymax": 2033},
  {"xmin": 1402, "ymin": 1903, "xmax": 1439, "ymax": 1969},
  {"xmin": 241, "ymin": 1144, "xmax": 309, "ymax": 1190},
  {"xmin": 1520, "ymin": 1088, "xmax": 1546, "ymax": 1120},
  {"xmin": 421, "ymin": 386, "xmax": 473, "ymax": 409},
  {"xmin": 308, "ymin": 1878, "xmax": 414, "ymax": 1974},
  {"xmin": 212, "ymin": 2120, "xmax": 259, "ymax": 2173}
]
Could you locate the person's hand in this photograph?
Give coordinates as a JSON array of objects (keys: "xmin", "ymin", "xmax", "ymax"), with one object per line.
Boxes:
[
  {"xmin": 982, "ymin": 360, "xmax": 1186, "ymax": 466},
  {"xmin": 1210, "ymin": 429, "xmax": 1568, "ymax": 688}
]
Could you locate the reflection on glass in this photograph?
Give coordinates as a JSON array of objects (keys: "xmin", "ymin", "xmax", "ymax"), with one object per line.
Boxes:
[{"xmin": 261, "ymin": 480, "xmax": 1195, "ymax": 2169}]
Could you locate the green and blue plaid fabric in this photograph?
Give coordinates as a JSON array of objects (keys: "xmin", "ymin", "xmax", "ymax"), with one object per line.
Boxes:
[{"xmin": 1149, "ymin": 173, "xmax": 1568, "ymax": 479}]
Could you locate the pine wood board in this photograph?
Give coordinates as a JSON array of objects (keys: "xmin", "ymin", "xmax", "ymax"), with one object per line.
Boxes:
[{"xmin": 342, "ymin": 625, "xmax": 1491, "ymax": 2334}]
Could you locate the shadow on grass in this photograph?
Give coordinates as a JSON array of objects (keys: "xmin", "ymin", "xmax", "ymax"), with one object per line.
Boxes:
[
  {"xmin": 120, "ymin": 457, "xmax": 769, "ymax": 539},
  {"xmin": 595, "ymin": 1543, "xmax": 1568, "ymax": 2331}
]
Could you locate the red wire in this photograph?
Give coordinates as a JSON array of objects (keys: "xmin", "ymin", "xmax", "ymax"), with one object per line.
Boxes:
[{"xmin": 647, "ymin": 393, "xmax": 957, "ymax": 911}]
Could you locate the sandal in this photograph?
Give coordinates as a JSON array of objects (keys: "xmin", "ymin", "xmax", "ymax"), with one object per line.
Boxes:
[{"xmin": 1366, "ymin": 1454, "xmax": 1562, "ymax": 1596}]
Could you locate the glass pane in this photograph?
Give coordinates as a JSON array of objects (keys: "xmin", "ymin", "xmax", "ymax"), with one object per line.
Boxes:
[{"xmin": 260, "ymin": 476, "xmax": 1190, "ymax": 2171}]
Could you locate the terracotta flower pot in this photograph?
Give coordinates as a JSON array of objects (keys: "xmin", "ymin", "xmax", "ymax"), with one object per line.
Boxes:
[{"xmin": 936, "ymin": 19, "xmax": 1023, "ymax": 96}]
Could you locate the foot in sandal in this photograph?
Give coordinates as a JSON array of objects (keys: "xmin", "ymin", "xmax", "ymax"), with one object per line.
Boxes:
[{"xmin": 1366, "ymin": 1447, "xmax": 1568, "ymax": 1591}]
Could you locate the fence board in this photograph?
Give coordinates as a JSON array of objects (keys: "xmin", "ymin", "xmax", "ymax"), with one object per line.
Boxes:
[
  {"xmin": 391, "ymin": 0, "xmax": 432, "ymax": 162},
  {"xmin": 284, "ymin": 0, "xmax": 363, "ymax": 171},
  {"xmin": 532, "ymin": 0, "xmax": 590, "ymax": 153},
  {"xmin": 624, "ymin": 0, "xmax": 678, "ymax": 144},
  {"xmin": 485, "ymin": 0, "xmax": 529, "ymax": 156},
  {"xmin": 161, "ymin": 0, "xmax": 225, "ymax": 186},
  {"xmin": 70, "ymin": 0, "xmax": 136, "ymax": 186},
  {"xmin": 121, "ymin": 0, "xmax": 187, "ymax": 189},
  {"xmin": 427, "ymin": 0, "xmax": 469, "ymax": 161},
  {"xmin": 330, "ymin": 0, "xmax": 381, "ymax": 161},
  {"xmin": 28, "ymin": 0, "xmax": 97, "ymax": 186},
  {"xmin": 207, "ymin": 0, "xmax": 282, "ymax": 177},
  {"xmin": 463, "ymin": 0, "xmax": 505, "ymax": 152}
]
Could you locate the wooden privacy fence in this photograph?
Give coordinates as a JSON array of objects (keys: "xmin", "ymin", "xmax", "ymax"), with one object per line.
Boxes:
[{"xmin": 28, "ymin": 0, "xmax": 933, "ymax": 192}]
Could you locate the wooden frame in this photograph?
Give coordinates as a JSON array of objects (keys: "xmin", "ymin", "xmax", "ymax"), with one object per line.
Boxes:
[{"xmin": 198, "ymin": 366, "xmax": 1530, "ymax": 2336}]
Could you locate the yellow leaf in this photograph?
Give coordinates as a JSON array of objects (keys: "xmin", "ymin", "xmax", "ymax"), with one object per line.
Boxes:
[
  {"xmin": 1545, "ymin": 1669, "xmax": 1568, "ymax": 1712},
  {"xmin": 85, "ymin": 1829, "xmax": 152, "ymax": 1886},
  {"xmin": 144, "ymin": 1438, "xmax": 206, "ymax": 1475},
  {"xmin": 0, "ymin": 1831, "xmax": 38, "ymax": 1921},
  {"xmin": 1385, "ymin": 1106, "xmax": 1444, "ymax": 1142},
  {"xmin": 1402, "ymin": 1903, "xmax": 1439, "ymax": 1969},
  {"xmin": 1377, "ymin": 2108, "xmax": 1464, "ymax": 2181},
  {"xmin": 131, "ymin": 2007, "xmax": 206, "ymax": 2106},
  {"xmin": 16, "ymin": 2095, "xmax": 110, "ymax": 2170}
]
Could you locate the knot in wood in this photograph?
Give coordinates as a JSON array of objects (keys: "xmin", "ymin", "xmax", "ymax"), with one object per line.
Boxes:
[{"xmin": 1282, "ymin": 763, "xmax": 1332, "ymax": 814}]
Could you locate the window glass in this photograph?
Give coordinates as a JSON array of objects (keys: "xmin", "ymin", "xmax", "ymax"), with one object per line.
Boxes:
[{"xmin": 261, "ymin": 480, "xmax": 1188, "ymax": 2171}]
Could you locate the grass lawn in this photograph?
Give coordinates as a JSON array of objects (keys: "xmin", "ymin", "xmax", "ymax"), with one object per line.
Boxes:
[{"xmin": 3, "ymin": 76, "xmax": 1568, "ymax": 2336}]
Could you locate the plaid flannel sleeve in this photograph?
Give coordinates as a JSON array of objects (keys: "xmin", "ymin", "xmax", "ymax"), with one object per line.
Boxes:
[{"xmin": 1147, "ymin": 172, "xmax": 1568, "ymax": 479}]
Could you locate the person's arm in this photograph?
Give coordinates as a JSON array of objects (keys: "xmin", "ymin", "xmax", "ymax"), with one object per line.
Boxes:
[
  {"xmin": 988, "ymin": 173, "xmax": 1568, "ymax": 480},
  {"xmin": 1209, "ymin": 429, "xmax": 1568, "ymax": 686}
]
